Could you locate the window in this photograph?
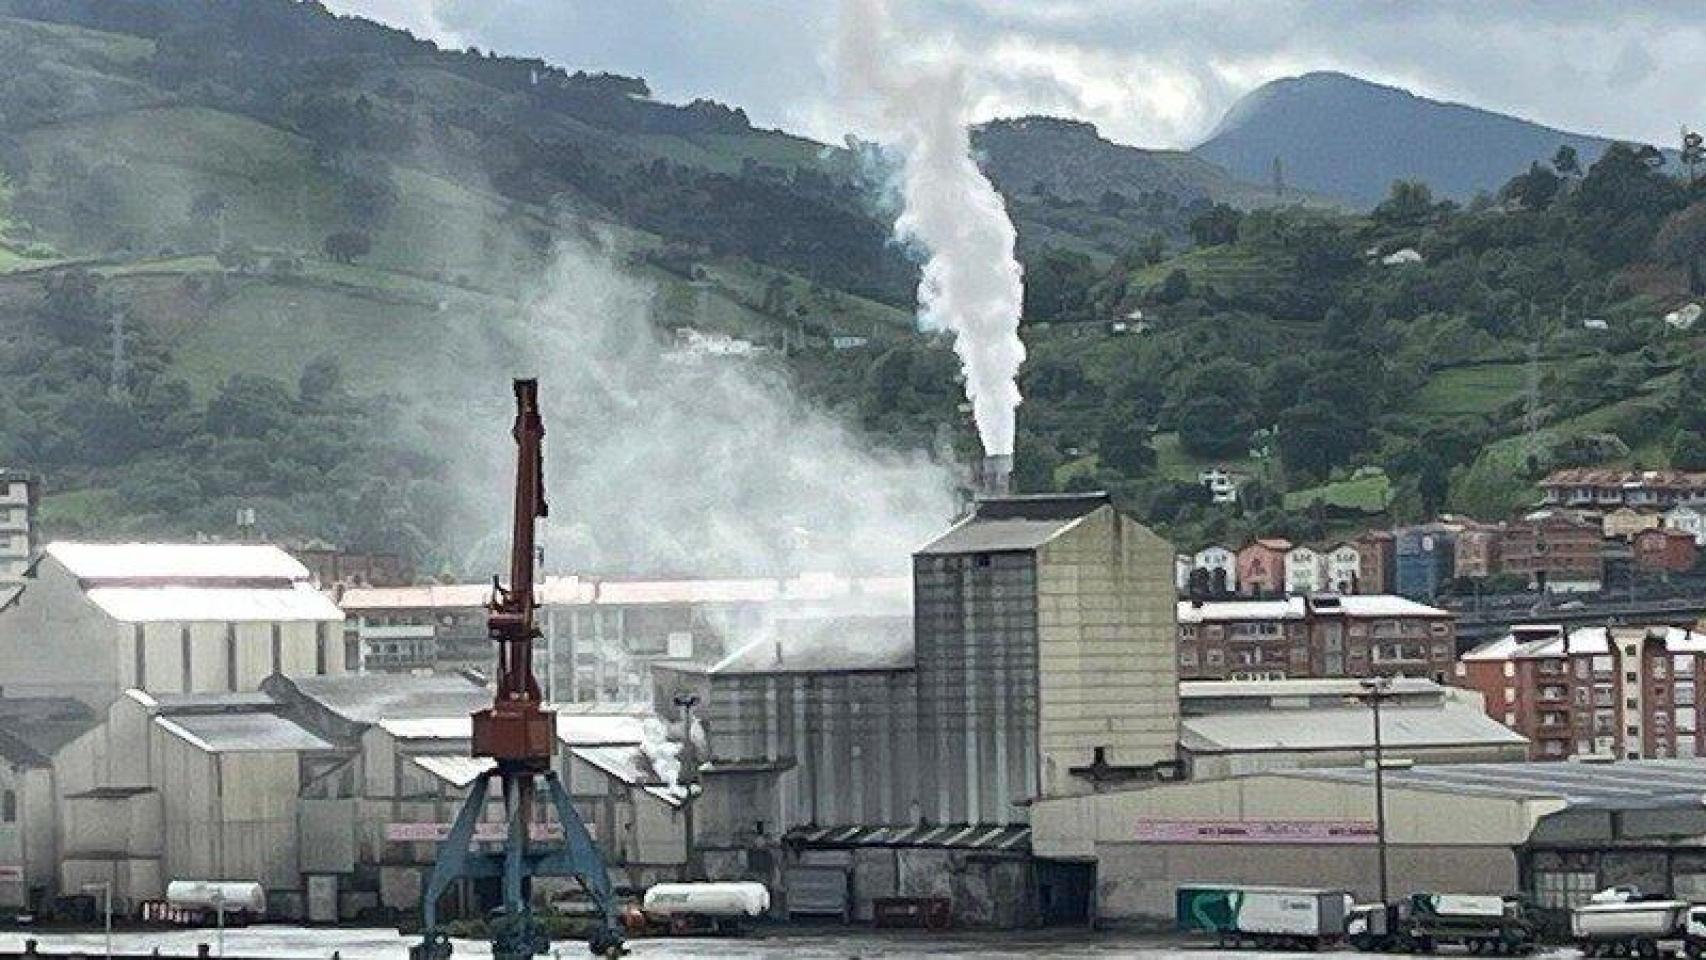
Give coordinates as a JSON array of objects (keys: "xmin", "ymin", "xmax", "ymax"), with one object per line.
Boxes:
[
  {"xmin": 1, "ymin": 789, "xmax": 13, "ymax": 823},
  {"xmin": 1205, "ymin": 649, "xmax": 1224, "ymax": 667},
  {"xmin": 1576, "ymin": 660, "xmax": 1591, "ymax": 680},
  {"xmin": 1627, "ymin": 725, "xmax": 1640, "ymax": 737},
  {"xmin": 1626, "ymin": 672, "xmax": 1640, "ymax": 684},
  {"xmin": 1656, "ymin": 660, "xmax": 1670, "ymax": 680},
  {"xmin": 1178, "ymin": 650, "xmax": 1199, "ymax": 668},
  {"xmin": 1627, "ymin": 698, "xmax": 1640, "ymax": 710}
]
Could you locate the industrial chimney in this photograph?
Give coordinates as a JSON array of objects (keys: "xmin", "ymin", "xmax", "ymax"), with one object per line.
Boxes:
[{"xmin": 976, "ymin": 454, "xmax": 1013, "ymax": 498}]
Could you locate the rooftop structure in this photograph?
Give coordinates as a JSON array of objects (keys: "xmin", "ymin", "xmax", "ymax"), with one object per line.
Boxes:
[{"xmin": 1540, "ymin": 468, "xmax": 1706, "ymax": 509}]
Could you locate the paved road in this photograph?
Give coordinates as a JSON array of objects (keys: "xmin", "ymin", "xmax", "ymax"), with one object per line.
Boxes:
[{"xmin": 0, "ymin": 927, "xmax": 1584, "ymax": 959}]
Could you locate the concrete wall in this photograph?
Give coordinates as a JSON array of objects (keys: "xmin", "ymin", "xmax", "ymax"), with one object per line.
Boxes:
[
  {"xmin": 1035, "ymin": 507, "xmax": 1178, "ymax": 797},
  {"xmin": 0, "ymin": 765, "xmax": 55, "ymax": 908},
  {"xmin": 1186, "ymin": 741, "xmax": 1530, "ymax": 780}
]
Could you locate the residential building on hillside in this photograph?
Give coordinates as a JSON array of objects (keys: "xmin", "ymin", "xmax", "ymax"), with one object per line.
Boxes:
[
  {"xmin": 1284, "ymin": 546, "xmax": 1326, "ymax": 595},
  {"xmin": 1197, "ymin": 468, "xmax": 1244, "ymax": 504},
  {"xmin": 1501, "ymin": 510, "xmax": 1604, "ymax": 592},
  {"xmin": 1237, "ymin": 539, "xmax": 1291, "ymax": 597},
  {"xmin": 1356, "ymin": 531, "xmax": 1396, "ymax": 594},
  {"xmin": 1540, "ymin": 468, "xmax": 1706, "ymax": 510},
  {"xmin": 1450, "ymin": 520, "xmax": 1503, "ymax": 579},
  {"xmin": 1177, "ymin": 594, "xmax": 1456, "ymax": 682},
  {"xmin": 0, "ymin": 471, "xmax": 39, "ymax": 583},
  {"xmin": 1602, "ymin": 507, "xmax": 1662, "ymax": 541},
  {"xmin": 1178, "ymin": 678, "xmax": 1526, "ymax": 779},
  {"xmin": 1458, "ymin": 624, "xmax": 1706, "ymax": 761},
  {"xmin": 1666, "ymin": 505, "xmax": 1706, "ymax": 546},
  {"xmin": 289, "ymin": 544, "xmax": 410, "ymax": 589},
  {"xmin": 0, "ymin": 543, "xmax": 347, "ymax": 710},
  {"xmin": 1634, "ymin": 527, "xmax": 1699, "ymax": 573},
  {"xmin": 1326, "ymin": 543, "xmax": 1361, "ymax": 594},
  {"xmin": 1190, "ymin": 546, "xmax": 1238, "ymax": 596},
  {"xmin": 1395, "ymin": 525, "xmax": 1457, "ymax": 600}
]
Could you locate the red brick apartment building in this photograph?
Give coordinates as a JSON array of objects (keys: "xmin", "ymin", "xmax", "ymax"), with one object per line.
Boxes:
[
  {"xmin": 1500, "ymin": 509, "xmax": 1605, "ymax": 591},
  {"xmin": 1458, "ymin": 624, "xmax": 1706, "ymax": 761},
  {"xmin": 1177, "ymin": 594, "xmax": 1456, "ymax": 682},
  {"xmin": 1634, "ymin": 527, "xmax": 1699, "ymax": 573}
]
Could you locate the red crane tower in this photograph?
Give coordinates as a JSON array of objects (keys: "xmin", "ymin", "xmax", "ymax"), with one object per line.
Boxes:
[{"xmin": 413, "ymin": 379, "xmax": 624, "ymax": 959}]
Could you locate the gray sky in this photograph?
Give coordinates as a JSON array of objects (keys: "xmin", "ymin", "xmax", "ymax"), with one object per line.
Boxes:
[{"xmin": 326, "ymin": 1, "xmax": 1702, "ymax": 150}]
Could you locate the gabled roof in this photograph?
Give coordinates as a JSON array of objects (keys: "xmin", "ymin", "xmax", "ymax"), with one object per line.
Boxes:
[
  {"xmin": 282, "ymin": 672, "xmax": 490, "ymax": 725},
  {"xmin": 915, "ymin": 494, "xmax": 1108, "ymax": 556},
  {"xmin": 1287, "ymin": 758, "xmax": 1706, "ymax": 809},
  {"xmin": 157, "ymin": 712, "xmax": 334, "ymax": 754},
  {"xmin": 1464, "ymin": 624, "xmax": 1706, "ymax": 661},
  {"xmin": 1182, "ymin": 703, "xmax": 1525, "ymax": 754},
  {"xmin": 45, "ymin": 542, "xmax": 310, "ymax": 582},
  {"xmin": 0, "ymin": 697, "xmax": 98, "ymax": 767}
]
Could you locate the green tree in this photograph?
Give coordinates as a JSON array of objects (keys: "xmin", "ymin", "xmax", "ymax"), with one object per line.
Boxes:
[
  {"xmin": 1153, "ymin": 268, "xmax": 1191, "ymax": 305},
  {"xmin": 1096, "ymin": 418, "xmax": 1155, "ymax": 476},
  {"xmin": 1187, "ymin": 204, "xmax": 1240, "ymax": 246},
  {"xmin": 1670, "ymin": 430, "xmax": 1706, "ymax": 471},
  {"xmin": 1176, "ymin": 396, "xmax": 1247, "ymax": 458},
  {"xmin": 1552, "ymin": 144, "xmax": 1580, "ymax": 178},
  {"xmin": 1373, "ymin": 180, "xmax": 1440, "ymax": 226},
  {"xmin": 322, "ymin": 230, "xmax": 371, "ymax": 264},
  {"xmin": 1654, "ymin": 201, "xmax": 1706, "ymax": 294},
  {"xmin": 298, "ymin": 354, "xmax": 345, "ymax": 405}
]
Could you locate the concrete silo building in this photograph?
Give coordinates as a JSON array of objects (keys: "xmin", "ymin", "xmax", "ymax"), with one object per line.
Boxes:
[{"xmin": 912, "ymin": 493, "xmax": 1180, "ymax": 827}]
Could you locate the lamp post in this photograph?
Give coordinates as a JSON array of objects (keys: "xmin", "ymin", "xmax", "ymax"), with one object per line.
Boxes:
[
  {"xmin": 1358, "ymin": 676, "xmax": 1394, "ymax": 905},
  {"xmin": 80, "ymin": 881, "xmax": 112, "ymax": 960}
]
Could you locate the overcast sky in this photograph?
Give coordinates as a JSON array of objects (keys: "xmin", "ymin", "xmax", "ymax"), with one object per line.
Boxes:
[{"xmin": 326, "ymin": 1, "xmax": 1701, "ymax": 151}]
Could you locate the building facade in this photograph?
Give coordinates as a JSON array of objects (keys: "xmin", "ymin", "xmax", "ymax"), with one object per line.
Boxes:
[
  {"xmin": 1500, "ymin": 510, "xmax": 1604, "ymax": 592},
  {"xmin": 1190, "ymin": 546, "xmax": 1238, "ymax": 596},
  {"xmin": 0, "ymin": 472, "xmax": 39, "ymax": 583},
  {"xmin": 1540, "ymin": 468, "xmax": 1706, "ymax": 510},
  {"xmin": 1458, "ymin": 624, "xmax": 1706, "ymax": 761},
  {"xmin": 1284, "ymin": 546, "xmax": 1326, "ymax": 595},
  {"xmin": 1356, "ymin": 531, "xmax": 1396, "ymax": 595},
  {"xmin": 1177, "ymin": 595, "xmax": 1457, "ymax": 683},
  {"xmin": 1395, "ymin": 525, "xmax": 1457, "ymax": 600},
  {"xmin": 1236, "ymin": 539, "xmax": 1290, "ymax": 597},
  {"xmin": 1603, "ymin": 507, "xmax": 1662, "ymax": 541},
  {"xmin": 913, "ymin": 494, "xmax": 1178, "ymax": 825},
  {"xmin": 1451, "ymin": 521, "xmax": 1503, "ymax": 579},
  {"xmin": 1325, "ymin": 543, "xmax": 1361, "ymax": 594},
  {"xmin": 1666, "ymin": 505, "xmax": 1706, "ymax": 546},
  {"xmin": 1634, "ymin": 528, "xmax": 1699, "ymax": 573}
]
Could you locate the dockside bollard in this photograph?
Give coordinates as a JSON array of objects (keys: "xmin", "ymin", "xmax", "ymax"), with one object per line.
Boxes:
[
  {"xmin": 21, "ymin": 938, "xmax": 36, "ymax": 957},
  {"xmin": 197, "ymin": 945, "xmax": 211, "ymax": 959}
]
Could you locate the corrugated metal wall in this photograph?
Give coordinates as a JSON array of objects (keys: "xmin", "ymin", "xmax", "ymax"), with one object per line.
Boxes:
[{"xmin": 913, "ymin": 551, "xmax": 1039, "ymax": 827}]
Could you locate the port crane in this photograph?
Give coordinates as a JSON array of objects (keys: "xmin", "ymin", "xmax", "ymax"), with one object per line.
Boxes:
[{"xmin": 413, "ymin": 379, "xmax": 625, "ymax": 959}]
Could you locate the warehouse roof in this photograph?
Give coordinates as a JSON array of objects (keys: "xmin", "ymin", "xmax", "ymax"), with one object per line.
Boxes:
[
  {"xmin": 45, "ymin": 542, "xmax": 310, "ymax": 583},
  {"xmin": 339, "ymin": 583, "xmax": 493, "ymax": 611},
  {"xmin": 377, "ymin": 713, "xmax": 647, "ymax": 746},
  {"xmin": 1180, "ymin": 677, "xmax": 1443, "ymax": 702},
  {"xmin": 1285, "ymin": 759, "xmax": 1706, "ymax": 808},
  {"xmin": 340, "ymin": 574, "xmax": 911, "ymax": 612},
  {"xmin": 411, "ymin": 754, "xmax": 495, "ymax": 788},
  {"xmin": 915, "ymin": 493, "xmax": 1108, "ymax": 556},
  {"xmin": 85, "ymin": 584, "xmax": 343, "ymax": 622},
  {"xmin": 571, "ymin": 745, "xmax": 686, "ymax": 807},
  {"xmin": 283, "ymin": 672, "xmax": 490, "ymax": 724},
  {"xmin": 786, "ymin": 823, "xmax": 1031, "ymax": 853},
  {"xmin": 1181, "ymin": 703, "xmax": 1525, "ymax": 754},
  {"xmin": 157, "ymin": 712, "xmax": 335, "ymax": 753},
  {"xmin": 1177, "ymin": 595, "xmax": 1449, "ymax": 624},
  {"xmin": 1179, "ymin": 598, "xmax": 1304, "ymax": 623}
]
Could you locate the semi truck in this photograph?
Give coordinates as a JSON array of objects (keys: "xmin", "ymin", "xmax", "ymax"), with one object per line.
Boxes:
[
  {"xmin": 1346, "ymin": 893, "xmax": 1534, "ymax": 954},
  {"xmin": 1571, "ymin": 895, "xmax": 1706, "ymax": 958},
  {"xmin": 1176, "ymin": 884, "xmax": 1351, "ymax": 950}
]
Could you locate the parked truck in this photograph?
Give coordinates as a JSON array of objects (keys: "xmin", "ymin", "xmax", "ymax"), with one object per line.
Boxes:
[
  {"xmin": 624, "ymin": 882, "xmax": 770, "ymax": 936},
  {"xmin": 1571, "ymin": 894, "xmax": 1706, "ymax": 958},
  {"xmin": 1403, "ymin": 893, "xmax": 1535, "ymax": 955},
  {"xmin": 1176, "ymin": 884, "xmax": 1351, "ymax": 950}
]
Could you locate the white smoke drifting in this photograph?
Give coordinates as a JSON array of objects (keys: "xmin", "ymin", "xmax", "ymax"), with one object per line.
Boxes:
[
  {"xmin": 837, "ymin": 0, "xmax": 1027, "ymax": 456},
  {"xmin": 429, "ymin": 240, "xmax": 959, "ymax": 578},
  {"xmin": 639, "ymin": 717, "xmax": 683, "ymax": 790}
]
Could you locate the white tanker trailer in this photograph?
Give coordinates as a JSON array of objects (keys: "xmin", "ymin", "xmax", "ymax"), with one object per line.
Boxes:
[
  {"xmin": 626, "ymin": 882, "xmax": 770, "ymax": 935},
  {"xmin": 1571, "ymin": 893, "xmax": 1706, "ymax": 958}
]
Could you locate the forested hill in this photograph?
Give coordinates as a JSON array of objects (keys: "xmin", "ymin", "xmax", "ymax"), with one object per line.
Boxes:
[{"xmin": 0, "ymin": 0, "xmax": 1702, "ymax": 573}]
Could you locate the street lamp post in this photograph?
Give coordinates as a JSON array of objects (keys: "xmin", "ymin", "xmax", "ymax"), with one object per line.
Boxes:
[{"xmin": 1359, "ymin": 676, "xmax": 1394, "ymax": 906}]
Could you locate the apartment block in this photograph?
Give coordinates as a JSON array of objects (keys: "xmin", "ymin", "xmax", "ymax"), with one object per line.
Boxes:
[{"xmin": 1177, "ymin": 594, "xmax": 1456, "ymax": 682}]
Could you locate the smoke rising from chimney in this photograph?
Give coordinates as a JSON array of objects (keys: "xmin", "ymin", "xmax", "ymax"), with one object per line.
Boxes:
[{"xmin": 836, "ymin": 0, "xmax": 1027, "ymax": 458}]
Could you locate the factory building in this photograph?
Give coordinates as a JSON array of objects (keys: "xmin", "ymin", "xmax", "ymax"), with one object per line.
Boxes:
[
  {"xmin": 1033, "ymin": 760, "xmax": 1706, "ymax": 921},
  {"xmin": 0, "ymin": 698, "xmax": 98, "ymax": 911},
  {"xmin": 913, "ymin": 493, "xmax": 1178, "ymax": 824},
  {"xmin": 0, "ymin": 543, "xmax": 346, "ymax": 709},
  {"xmin": 1178, "ymin": 678, "xmax": 1527, "ymax": 778}
]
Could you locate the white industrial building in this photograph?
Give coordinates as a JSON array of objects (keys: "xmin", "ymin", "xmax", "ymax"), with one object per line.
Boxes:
[
  {"xmin": 0, "ymin": 543, "xmax": 346, "ymax": 709},
  {"xmin": 0, "ymin": 698, "xmax": 98, "ymax": 911}
]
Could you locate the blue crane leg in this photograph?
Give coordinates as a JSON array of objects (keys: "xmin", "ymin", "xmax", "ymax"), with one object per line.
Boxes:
[{"xmin": 413, "ymin": 770, "xmax": 496, "ymax": 960}]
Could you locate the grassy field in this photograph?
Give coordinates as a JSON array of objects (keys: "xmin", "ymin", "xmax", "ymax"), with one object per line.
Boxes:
[
  {"xmin": 1284, "ymin": 471, "xmax": 1393, "ymax": 512},
  {"xmin": 1133, "ymin": 244, "xmax": 1293, "ymax": 299},
  {"xmin": 1412, "ymin": 362, "xmax": 1530, "ymax": 416},
  {"xmin": 1152, "ymin": 431, "xmax": 1261, "ymax": 484}
]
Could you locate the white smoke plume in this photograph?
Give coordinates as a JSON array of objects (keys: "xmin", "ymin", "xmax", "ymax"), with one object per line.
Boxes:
[
  {"xmin": 639, "ymin": 717, "xmax": 683, "ymax": 790},
  {"xmin": 426, "ymin": 239, "xmax": 959, "ymax": 578},
  {"xmin": 836, "ymin": 0, "xmax": 1027, "ymax": 456}
]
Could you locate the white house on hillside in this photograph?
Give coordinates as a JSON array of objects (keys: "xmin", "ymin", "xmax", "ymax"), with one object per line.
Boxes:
[
  {"xmin": 0, "ymin": 542, "xmax": 347, "ymax": 710},
  {"xmin": 1284, "ymin": 546, "xmax": 1326, "ymax": 595},
  {"xmin": 1667, "ymin": 505, "xmax": 1706, "ymax": 546},
  {"xmin": 1326, "ymin": 543, "xmax": 1362, "ymax": 594},
  {"xmin": 1192, "ymin": 546, "xmax": 1238, "ymax": 594}
]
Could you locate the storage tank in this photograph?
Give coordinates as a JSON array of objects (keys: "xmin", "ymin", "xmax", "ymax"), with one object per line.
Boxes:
[
  {"xmin": 165, "ymin": 881, "xmax": 267, "ymax": 917},
  {"xmin": 642, "ymin": 882, "xmax": 769, "ymax": 919}
]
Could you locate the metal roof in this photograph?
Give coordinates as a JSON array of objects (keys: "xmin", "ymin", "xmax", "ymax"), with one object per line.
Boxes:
[
  {"xmin": 156, "ymin": 712, "xmax": 335, "ymax": 754},
  {"xmin": 0, "ymin": 697, "xmax": 98, "ymax": 767},
  {"xmin": 1179, "ymin": 598, "xmax": 1304, "ymax": 623},
  {"xmin": 85, "ymin": 585, "xmax": 344, "ymax": 623},
  {"xmin": 1180, "ymin": 678, "xmax": 1443, "ymax": 701},
  {"xmin": 1181, "ymin": 704, "xmax": 1527, "ymax": 754},
  {"xmin": 1177, "ymin": 595, "xmax": 1449, "ymax": 624},
  {"xmin": 1285, "ymin": 759, "xmax": 1706, "ymax": 808},
  {"xmin": 570, "ymin": 746, "xmax": 686, "ymax": 808},
  {"xmin": 339, "ymin": 583, "xmax": 493, "ymax": 611},
  {"xmin": 785, "ymin": 823, "xmax": 1031, "ymax": 853},
  {"xmin": 1464, "ymin": 625, "xmax": 1706, "ymax": 661},
  {"xmin": 915, "ymin": 494, "xmax": 1109, "ymax": 557},
  {"xmin": 46, "ymin": 542, "xmax": 310, "ymax": 582},
  {"xmin": 283, "ymin": 672, "xmax": 491, "ymax": 724},
  {"xmin": 376, "ymin": 713, "xmax": 648, "ymax": 746}
]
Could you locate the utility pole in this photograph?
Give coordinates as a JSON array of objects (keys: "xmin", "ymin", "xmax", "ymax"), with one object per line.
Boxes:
[{"xmin": 1358, "ymin": 676, "xmax": 1394, "ymax": 905}]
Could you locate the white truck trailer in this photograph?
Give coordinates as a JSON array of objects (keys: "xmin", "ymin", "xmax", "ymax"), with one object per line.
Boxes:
[
  {"xmin": 1571, "ymin": 897, "xmax": 1706, "ymax": 958},
  {"xmin": 1176, "ymin": 884, "xmax": 1351, "ymax": 950}
]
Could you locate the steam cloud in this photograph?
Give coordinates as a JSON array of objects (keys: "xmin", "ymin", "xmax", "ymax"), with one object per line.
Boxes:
[
  {"xmin": 836, "ymin": 0, "xmax": 1027, "ymax": 456},
  {"xmin": 428, "ymin": 239, "xmax": 959, "ymax": 578}
]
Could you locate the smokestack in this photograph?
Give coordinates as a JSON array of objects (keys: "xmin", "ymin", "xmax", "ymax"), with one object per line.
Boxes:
[{"xmin": 977, "ymin": 454, "xmax": 1013, "ymax": 498}]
